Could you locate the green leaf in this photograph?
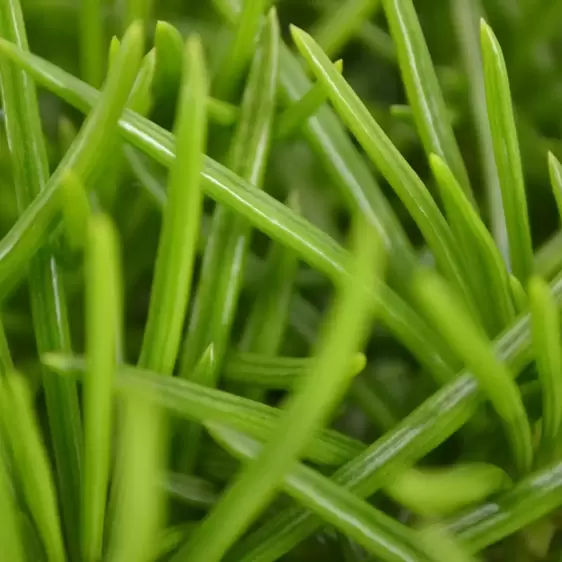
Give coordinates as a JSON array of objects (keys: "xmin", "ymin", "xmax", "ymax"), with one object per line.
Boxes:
[
  {"xmin": 449, "ymin": 460, "xmax": 562, "ymax": 553},
  {"xmin": 291, "ymin": 27, "xmax": 472, "ymax": 309},
  {"xmin": 58, "ymin": 115, "xmax": 78, "ymax": 157},
  {"xmin": 419, "ymin": 524, "xmax": 477, "ymax": 562},
  {"xmin": 0, "ymin": 22, "xmax": 144, "ymax": 298},
  {"xmin": 430, "ymin": 154, "xmax": 514, "ymax": 335},
  {"xmin": 510, "ymin": 274, "xmax": 528, "ymax": 314},
  {"xmin": 80, "ymin": 0, "xmax": 103, "ymax": 86},
  {"xmin": 0, "ymin": 39, "xmax": 458, "ymax": 384},
  {"xmin": 277, "ymin": 43, "xmax": 415, "ymax": 287},
  {"xmin": 382, "ymin": 0, "xmax": 474, "ymax": 203},
  {"xmin": 529, "ymin": 275, "xmax": 562, "ymax": 465},
  {"xmin": 480, "ymin": 20, "xmax": 534, "ymax": 284},
  {"xmin": 154, "ymin": 20, "xmax": 239, "ymax": 125},
  {"xmin": 547, "ymin": 151, "xmax": 562, "ymax": 224},
  {"xmin": 106, "ymin": 390, "xmax": 166, "ymax": 562},
  {"xmin": 311, "ymin": 0, "xmax": 382, "ymax": 58},
  {"xmin": 0, "ymin": 454, "xmax": 26, "ymax": 562},
  {"xmin": 227, "ymin": 278, "xmax": 560, "ymax": 562},
  {"xmin": 414, "ymin": 269, "xmax": 533, "ymax": 475},
  {"xmin": 214, "ymin": 0, "xmax": 271, "ymax": 98},
  {"xmin": 349, "ymin": 376, "xmax": 399, "ymax": 431},
  {"xmin": 124, "ymin": 0, "xmax": 152, "ymax": 29},
  {"xmin": 138, "ymin": 35, "xmax": 208, "ymax": 376},
  {"xmin": 450, "ymin": 0, "xmax": 507, "ymax": 257},
  {"xmin": 275, "ymin": 59, "xmax": 343, "ymax": 140},
  {"xmin": 0, "ymin": 375, "xmax": 65, "ymax": 562},
  {"xmin": 207, "ymin": 423, "xmax": 431, "ymax": 562},
  {"xmin": 172, "ymin": 217, "xmax": 385, "ymax": 562},
  {"xmin": 82, "ymin": 214, "xmax": 121, "ymax": 562},
  {"xmin": 122, "ymin": 150, "xmax": 325, "ymax": 349},
  {"xmin": 226, "ymin": 352, "xmax": 366, "ymax": 389},
  {"xmin": 96, "ymin": 42, "xmax": 156, "ymax": 213},
  {"xmin": 59, "ymin": 170, "xmax": 91, "ymax": 251},
  {"xmin": 43, "ymin": 353, "xmax": 364, "ymax": 467},
  {"xmin": 238, "ymin": 196, "xmax": 300, "ymax": 361},
  {"xmin": 384, "ymin": 464, "xmax": 509, "ymax": 516},
  {"xmin": 180, "ymin": 9, "xmax": 279, "ymax": 378},
  {"xmin": 0, "ymin": 0, "xmax": 82, "ymax": 554},
  {"xmin": 154, "ymin": 20, "xmax": 182, "ymax": 96},
  {"xmin": 0, "ymin": 320, "xmax": 12, "ymax": 375},
  {"xmin": 178, "ymin": 11, "xmax": 279, "ymax": 474},
  {"xmin": 180, "ymin": 346, "xmax": 217, "ymax": 474},
  {"xmin": 164, "ymin": 473, "xmax": 218, "ymax": 509}
]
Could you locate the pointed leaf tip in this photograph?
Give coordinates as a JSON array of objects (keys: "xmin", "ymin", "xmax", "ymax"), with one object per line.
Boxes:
[
  {"xmin": 351, "ymin": 353, "xmax": 366, "ymax": 376},
  {"xmin": 290, "ymin": 24, "xmax": 305, "ymax": 44},
  {"xmin": 480, "ymin": 19, "xmax": 499, "ymax": 53}
]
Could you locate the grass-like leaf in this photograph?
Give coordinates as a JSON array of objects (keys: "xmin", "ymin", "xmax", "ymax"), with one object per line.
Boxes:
[
  {"xmin": 382, "ymin": 0, "xmax": 473, "ymax": 203},
  {"xmin": 3, "ymin": 5, "xmax": 562, "ymax": 561},
  {"xmin": 0, "ymin": 374, "xmax": 65, "ymax": 562},
  {"xmin": 311, "ymin": 0, "xmax": 382, "ymax": 58},
  {"xmin": 154, "ymin": 20, "xmax": 239, "ymax": 126},
  {"xmin": 172, "ymin": 218, "xmax": 384, "ymax": 562},
  {"xmin": 0, "ymin": 453, "xmax": 25, "ymax": 562},
  {"xmin": 430, "ymin": 154, "xmax": 514, "ymax": 335},
  {"xmin": 106, "ymin": 389, "xmax": 165, "ymax": 562},
  {"xmin": 80, "ymin": 0, "xmax": 103, "ymax": 86},
  {"xmin": 481, "ymin": 20, "xmax": 534, "ymax": 284},
  {"xmin": 82, "ymin": 214, "xmax": 121, "ymax": 562},
  {"xmin": 291, "ymin": 26, "xmax": 473, "ymax": 309},
  {"xmin": 3, "ymin": 33, "xmax": 544, "ymax": 402},
  {"xmin": 0, "ymin": 22, "xmax": 144, "ymax": 297},
  {"xmin": 180, "ymin": 346, "xmax": 217, "ymax": 473},
  {"xmin": 384, "ymin": 464, "xmax": 509, "ymax": 516},
  {"xmin": 138, "ymin": 35, "xmax": 208, "ymax": 375},
  {"xmin": 0, "ymin": 40, "xmax": 456, "ymax": 387},
  {"xmin": 178, "ymin": 10, "xmax": 279, "ymax": 472},
  {"xmin": 207, "ymin": 422, "xmax": 431, "ymax": 562},
  {"xmin": 449, "ymin": 461, "xmax": 562, "ymax": 552},
  {"xmin": 154, "ymin": 20, "xmax": 182, "ymax": 97},
  {"xmin": 450, "ymin": 0, "xmax": 507, "ymax": 254},
  {"xmin": 419, "ymin": 524, "xmax": 477, "ymax": 562},
  {"xmin": 547, "ymin": 151, "xmax": 562, "ymax": 223},
  {"xmin": 237, "ymin": 197, "xmax": 300, "ymax": 371},
  {"xmin": 180, "ymin": 9, "xmax": 279, "ymax": 379},
  {"xmin": 59, "ymin": 171, "xmax": 91, "ymax": 250},
  {"xmin": 0, "ymin": 0, "xmax": 83, "ymax": 553},
  {"xmin": 414, "ymin": 269, "xmax": 533, "ymax": 475},
  {"xmin": 510, "ymin": 274, "xmax": 528, "ymax": 314},
  {"xmin": 164, "ymin": 473, "xmax": 218, "ymax": 509},
  {"xmin": 227, "ymin": 284, "xmax": 554, "ymax": 561},
  {"xmin": 6, "ymin": 35, "xmax": 562, "ymax": 561},
  {"xmin": 275, "ymin": 59, "xmax": 342, "ymax": 140},
  {"xmin": 214, "ymin": 0, "xmax": 270, "ymax": 98},
  {"xmin": 125, "ymin": 0, "xmax": 152, "ymax": 29},
  {"xmin": 43, "ymin": 353, "xmax": 364, "ymax": 467},
  {"xmin": 529, "ymin": 275, "xmax": 562, "ymax": 465},
  {"xmin": 276, "ymin": 42, "xmax": 415, "ymax": 283},
  {"xmin": 226, "ymin": 352, "xmax": 365, "ymax": 389}
]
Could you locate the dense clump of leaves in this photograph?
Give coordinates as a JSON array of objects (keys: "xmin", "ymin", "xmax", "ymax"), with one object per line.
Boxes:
[{"xmin": 1, "ymin": 0, "xmax": 562, "ymax": 561}]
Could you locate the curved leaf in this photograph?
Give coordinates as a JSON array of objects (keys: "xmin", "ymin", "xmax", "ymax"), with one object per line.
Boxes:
[
  {"xmin": 291, "ymin": 26, "xmax": 473, "ymax": 310},
  {"xmin": 82, "ymin": 215, "xmax": 121, "ymax": 562},
  {"xmin": 172, "ymin": 218, "xmax": 385, "ymax": 562},
  {"xmin": 414, "ymin": 269, "xmax": 533, "ymax": 475},
  {"xmin": 382, "ymin": 0, "xmax": 473, "ymax": 202},
  {"xmin": 481, "ymin": 20, "xmax": 533, "ymax": 284},
  {"xmin": 138, "ymin": 35, "xmax": 208, "ymax": 376}
]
